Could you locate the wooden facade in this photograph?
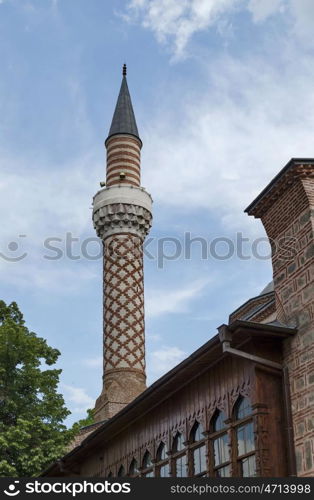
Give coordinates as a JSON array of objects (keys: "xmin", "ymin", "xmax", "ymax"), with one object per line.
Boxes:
[{"xmin": 45, "ymin": 322, "xmax": 296, "ymax": 478}]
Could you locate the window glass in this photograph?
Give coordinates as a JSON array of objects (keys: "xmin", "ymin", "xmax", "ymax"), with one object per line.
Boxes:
[
  {"xmin": 216, "ymin": 465, "xmax": 231, "ymax": 477},
  {"xmin": 173, "ymin": 433, "xmax": 185, "ymax": 452},
  {"xmin": 193, "ymin": 444, "xmax": 206, "ymax": 475},
  {"xmin": 117, "ymin": 465, "xmax": 125, "ymax": 477},
  {"xmin": 157, "ymin": 442, "xmax": 167, "ymax": 461},
  {"xmin": 159, "ymin": 463, "xmax": 170, "ymax": 477},
  {"xmin": 241, "ymin": 455, "xmax": 256, "ymax": 477},
  {"xmin": 213, "ymin": 411, "xmax": 227, "ymax": 432},
  {"xmin": 235, "ymin": 397, "xmax": 252, "ymax": 419},
  {"xmin": 144, "ymin": 470, "xmax": 154, "ymax": 478},
  {"xmin": 175, "ymin": 455, "xmax": 187, "ymax": 477},
  {"xmin": 214, "ymin": 433, "xmax": 229, "ymax": 466},
  {"xmin": 142, "ymin": 451, "xmax": 153, "ymax": 468},
  {"xmin": 192, "ymin": 422, "xmax": 204, "ymax": 442},
  {"xmin": 237, "ymin": 422, "xmax": 255, "ymax": 456},
  {"xmin": 129, "ymin": 459, "xmax": 138, "ymax": 476}
]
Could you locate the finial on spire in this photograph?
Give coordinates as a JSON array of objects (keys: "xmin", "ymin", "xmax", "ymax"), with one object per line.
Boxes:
[{"xmin": 106, "ymin": 62, "xmax": 140, "ymax": 144}]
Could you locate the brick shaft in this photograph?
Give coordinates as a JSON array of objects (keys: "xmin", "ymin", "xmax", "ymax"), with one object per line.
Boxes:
[{"xmin": 93, "ymin": 133, "xmax": 152, "ymax": 422}]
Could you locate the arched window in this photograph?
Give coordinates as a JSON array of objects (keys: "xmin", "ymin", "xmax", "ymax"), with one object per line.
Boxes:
[
  {"xmin": 172, "ymin": 432, "xmax": 187, "ymax": 477},
  {"xmin": 191, "ymin": 421, "xmax": 204, "ymax": 442},
  {"xmin": 234, "ymin": 397, "xmax": 256, "ymax": 477},
  {"xmin": 117, "ymin": 465, "xmax": 125, "ymax": 477},
  {"xmin": 156, "ymin": 442, "xmax": 170, "ymax": 477},
  {"xmin": 236, "ymin": 397, "xmax": 252, "ymax": 419},
  {"xmin": 157, "ymin": 442, "xmax": 168, "ymax": 461},
  {"xmin": 212, "ymin": 410, "xmax": 230, "ymax": 477},
  {"xmin": 129, "ymin": 458, "xmax": 139, "ymax": 477},
  {"xmin": 173, "ymin": 432, "xmax": 185, "ymax": 452},
  {"xmin": 142, "ymin": 450, "xmax": 154, "ymax": 477},
  {"xmin": 190, "ymin": 421, "xmax": 207, "ymax": 476}
]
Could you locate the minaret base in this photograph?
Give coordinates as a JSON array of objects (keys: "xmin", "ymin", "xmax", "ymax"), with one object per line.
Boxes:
[{"xmin": 94, "ymin": 370, "xmax": 146, "ymax": 422}]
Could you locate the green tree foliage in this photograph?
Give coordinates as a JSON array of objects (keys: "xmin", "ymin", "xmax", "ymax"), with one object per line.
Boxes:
[
  {"xmin": 0, "ymin": 300, "xmax": 73, "ymax": 476},
  {"xmin": 68, "ymin": 408, "xmax": 94, "ymax": 438}
]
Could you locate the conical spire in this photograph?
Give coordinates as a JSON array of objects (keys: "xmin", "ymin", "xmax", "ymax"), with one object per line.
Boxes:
[{"xmin": 106, "ymin": 65, "xmax": 140, "ymax": 143}]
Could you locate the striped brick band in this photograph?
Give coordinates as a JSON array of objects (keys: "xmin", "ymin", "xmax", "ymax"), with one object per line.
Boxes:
[{"xmin": 106, "ymin": 135, "xmax": 141, "ymax": 187}]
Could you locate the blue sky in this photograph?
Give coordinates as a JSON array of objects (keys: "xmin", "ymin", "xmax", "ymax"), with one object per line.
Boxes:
[{"xmin": 1, "ymin": 0, "xmax": 314, "ymax": 424}]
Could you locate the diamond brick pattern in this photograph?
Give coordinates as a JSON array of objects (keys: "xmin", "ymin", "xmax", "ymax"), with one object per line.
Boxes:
[{"xmin": 103, "ymin": 234, "xmax": 145, "ymax": 372}]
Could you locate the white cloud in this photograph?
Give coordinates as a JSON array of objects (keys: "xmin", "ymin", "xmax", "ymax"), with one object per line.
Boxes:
[
  {"xmin": 62, "ymin": 383, "xmax": 94, "ymax": 410},
  {"xmin": 126, "ymin": 0, "xmax": 314, "ymax": 57},
  {"xmin": 0, "ymin": 259, "xmax": 98, "ymax": 294},
  {"xmin": 289, "ymin": 0, "xmax": 314, "ymax": 41},
  {"xmin": 141, "ymin": 51, "xmax": 314, "ymax": 234},
  {"xmin": 0, "ymin": 152, "xmax": 99, "ymax": 239},
  {"xmin": 0, "ymin": 151, "xmax": 102, "ymax": 291},
  {"xmin": 148, "ymin": 345, "xmax": 186, "ymax": 379},
  {"xmin": 249, "ymin": 0, "xmax": 314, "ymax": 42},
  {"xmin": 247, "ymin": 0, "xmax": 284, "ymax": 23},
  {"xmin": 126, "ymin": 0, "xmax": 237, "ymax": 58},
  {"xmin": 146, "ymin": 279, "xmax": 210, "ymax": 318}
]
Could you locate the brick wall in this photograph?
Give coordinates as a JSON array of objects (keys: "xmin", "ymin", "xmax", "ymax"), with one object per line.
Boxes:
[{"xmin": 251, "ymin": 165, "xmax": 314, "ymax": 476}]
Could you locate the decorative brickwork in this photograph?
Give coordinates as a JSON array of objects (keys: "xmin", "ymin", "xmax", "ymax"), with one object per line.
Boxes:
[
  {"xmin": 93, "ymin": 202, "xmax": 152, "ymax": 240},
  {"xmin": 106, "ymin": 135, "xmax": 141, "ymax": 187},
  {"xmin": 103, "ymin": 234, "xmax": 145, "ymax": 373},
  {"xmin": 247, "ymin": 160, "xmax": 314, "ymax": 477},
  {"xmin": 93, "ymin": 111, "xmax": 152, "ymax": 423}
]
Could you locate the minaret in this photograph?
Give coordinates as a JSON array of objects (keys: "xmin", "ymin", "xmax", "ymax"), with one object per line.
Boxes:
[{"xmin": 92, "ymin": 65, "xmax": 152, "ymax": 422}]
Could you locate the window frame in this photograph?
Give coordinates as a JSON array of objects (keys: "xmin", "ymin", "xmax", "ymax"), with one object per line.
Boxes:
[
  {"xmin": 210, "ymin": 410, "xmax": 231, "ymax": 478},
  {"xmin": 141, "ymin": 450, "xmax": 154, "ymax": 478},
  {"xmin": 171, "ymin": 432, "xmax": 188, "ymax": 478},
  {"xmin": 128, "ymin": 458, "xmax": 140, "ymax": 478},
  {"xmin": 155, "ymin": 442, "xmax": 170, "ymax": 478},
  {"xmin": 103, "ymin": 396, "xmax": 258, "ymax": 479},
  {"xmin": 189, "ymin": 421, "xmax": 207, "ymax": 477},
  {"xmin": 117, "ymin": 465, "xmax": 125, "ymax": 477},
  {"xmin": 233, "ymin": 397, "xmax": 256, "ymax": 478}
]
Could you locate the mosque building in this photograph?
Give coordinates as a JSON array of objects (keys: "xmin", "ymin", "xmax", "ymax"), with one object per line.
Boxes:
[{"xmin": 44, "ymin": 66, "xmax": 314, "ymax": 478}]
